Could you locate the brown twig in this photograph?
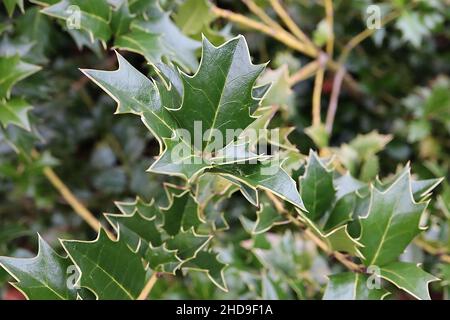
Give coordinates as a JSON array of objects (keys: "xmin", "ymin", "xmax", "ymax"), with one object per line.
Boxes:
[
  {"xmin": 269, "ymin": 0, "xmax": 316, "ymax": 51},
  {"xmin": 338, "ymin": 10, "xmax": 400, "ymax": 64},
  {"xmin": 414, "ymin": 238, "xmax": 450, "ymax": 264},
  {"xmin": 242, "ymin": 0, "xmax": 284, "ymax": 33},
  {"xmin": 288, "ymin": 60, "xmax": 319, "ymax": 85},
  {"xmin": 312, "ymin": 53, "xmax": 327, "ymax": 126},
  {"xmin": 324, "ymin": 0, "xmax": 334, "ymax": 58},
  {"xmin": 137, "ymin": 272, "xmax": 159, "ymax": 300},
  {"xmin": 324, "ymin": 66, "xmax": 345, "ymax": 134},
  {"xmin": 212, "ymin": 6, "xmax": 317, "ymax": 57}
]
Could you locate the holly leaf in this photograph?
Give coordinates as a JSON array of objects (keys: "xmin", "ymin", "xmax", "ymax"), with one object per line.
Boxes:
[
  {"xmin": 131, "ymin": 1, "xmax": 200, "ymax": 71},
  {"xmin": 161, "ymin": 191, "xmax": 204, "ymax": 236},
  {"xmin": 114, "ymin": 197, "xmax": 160, "ymax": 219},
  {"xmin": 334, "ymin": 172, "xmax": 366, "ymax": 200},
  {"xmin": 174, "ymin": 0, "xmax": 214, "ymax": 36},
  {"xmin": 257, "ymin": 65, "xmax": 293, "ymax": 110},
  {"xmin": 81, "ymin": 51, "xmax": 178, "ymax": 151},
  {"xmin": 0, "ymin": 235, "xmax": 77, "ymax": 300},
  {"xmin": 348, "ymin": 131, "xmax": 392, "ymax": 160},
  {"xmin": 210, "ymin": 159, "xmax": 305, "ymax": 210},
  {"xmin": 84, "ymin": 36, "xmax": 304, "ymax": 210},
  {"xmin": 144, "ymin": 245, "xmax": 179, "ymax": 274},
  {"xmin": 380, "ymin": 262, "xmax": 439, "ymax": 300},
  {"xmin": 0, "ymin": 98, "xmax": 32, "ymax": 131},
  {"xmin": 165, "ymin": 228, "xmax": 212, "ymax": 262},
  {"xmin": 169, "ymin": 36, "xmax": 265, "ymax": 151},
  {"xmin": 246, "ymin": 197, "xmax": 289, "ymax": 234},
  {"xmin": 61, "ymin": 229, "xmax": 146, "ymax": 300},
  {"xmin": 323, "ymin": 272, "xmax": 389, "ymax": 300},
  {"xmin": 411, "ymin": 178, "xmax": 443, "ymax": 201},
  {"xmin": 0, "ymin": 55, "xmax": 41, "ymax": 99},
  {"xmin": 41, "ymin": 0, "xmax": 112, "ymax": 44},
  {"xmin": 104, "ymin": 210, "xmax": 163, "ymax": 255},
  {"xmin": 3, "ymin": 0, "xmax": 24, "ymax": 17},
  {"xmin": 305, "ymin": 124, "xmax": 329, "ymax": 149},
  {"xmin": 359, "ymin": 169, "xmax": 428, "ymax": 267},
  {"xmin": 110, "ymin": 1, "xmax": 133, "ymax": 36},
  {"xmin": 0, "ymin": 36, "xmax": 33, "ymax": 57},
  {"xmin": 299, "ymin": 150, "xmax": 336, "ymax": 221},
  {"xmin": 181, "ymin": 251, "xmax": 228, "ymax": 292},
  {"xmin": 114, "ymin": 28, "xmax": 165, "ymax": 63},
  {"xmin": 105, "ymin": 192, "xmax": 220, "ymax": 289},
  {"xmin": 297, "ymin": 209, "xmax": 363, "ymax": 257},
  {"xmin": 323, "ymin": 192, "xmax": 359, "ymax": 232}
]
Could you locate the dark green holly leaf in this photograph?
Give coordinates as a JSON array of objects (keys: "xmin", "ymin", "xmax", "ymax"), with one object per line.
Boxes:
[
  {"xmin": 148, "ymin": 136, "xmax": 210, "ymax": 181},
  {"xmin": 297, "ymin": 209, "xmax": 363, "ymax": 257},
  {"xmin": 299, "ymin": 151, "xmax": 336, "ymax": 221},
  {"xmin": 165, "ymin": 228, "xmax": 211, "ymax": 261},
  {"xmin": 248, "ymin": 197, "xmax": 289, "ymax": 234},
  {"xmin": 114, "ymin": 197, "xmax": 160, "ymax": 219},
  {"xmin": 333, "ymin": 172, "xmax": 366, "ymax": 200},
  {"xmin": 114, "ymin": 28, "xmax": 165, "ymax": 63},
  {"xmin": 14, "ymin": 7, "xmax": 54, "ymax": 64},
  {"xmin": 162, "ymin": 191, "xmax": 203, "ymax": 236},
  {"xmin": 61, "ymin": 229, "xmax": 146, "ymax": 300},
  {"xmin": 110, "ymin": 1, "xmax": 133, "ymax": 36},
  {"xmin": 359, "ymin": 169, "xmax": 428, "ymax": 266},
  {"xmin": 380, "ymin": 261, "xmax": 439, "ymax": 300},
  {"xmin": 84, "ymin": 36, "xmax": 304, "ymax": 210},
  {"xmin": 144, "ymin": 245, "xmax": 179, "ymax": 273},
  {"xmin": 0, "ymin": 98, "xmax": 32, "ymax": 131},
  {"xmin": 210, "ymin": 159, "xmax": 305, "ymax": 210},
  {"xmin": 130, "ymin": 1, "xmax": 200, "ymax": 71},
  {"xmin": 174, "ymin": 0, "xmax": 214, "ymax": 36},
  {"xmin": 323, "ymin": 272, "xmax": 389, "ymax": 300},
  {"xmin": 411, "ymin": 178, "xmax": 443, "ymax": 201},
  {"xmin": 181, "ymin": 251, "xmax": 228, "ymax": 291},
  {"xmin": 104, "ymin": 210, "xmax": 162, "ymax": 254},
  {"xmin": 0, "ymin": 55, "xmax": 41, "ymax": 99},
  {"xmin": 0, "ymin": 235, "xmax": 77, "ymax": 300},
  {"xmin": 3, "ymin": 0, "xmax": 24, "ymax": 17},
  {"xmin": 324, "ymin": 192, "xmax": 359, "ymax": 232},
  {"xmin": 81, "ymin": 52, "xmax": 178, "ymax": 150},
  {"xmin": 41, "ymin": 0, "xmax": 112, "ymax": 44},
  {"xmin": 169, "ymin": 36, "xmax": 264, "ymax": 151}
]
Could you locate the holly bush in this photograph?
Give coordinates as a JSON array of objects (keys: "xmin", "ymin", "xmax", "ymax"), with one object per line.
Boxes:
[{"xmin": 0, "ymin": 0, "xmax": 449, "ymax": 300}]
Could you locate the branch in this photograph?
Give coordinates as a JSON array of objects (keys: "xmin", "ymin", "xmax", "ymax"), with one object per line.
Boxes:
[
  {"xmin": 269, "ymin": 0, "xmax": 316, "ymax": 51},
  {"xmin": 242, "ymin": 0, "xmax": 284, "ymax": 32},
  {"xmin": 414, "ymin": 238, "xmax": 450, "ymax": 264},
  {"xmin": 288, "ymin": 60, "xmax": 319, "ymax": 85},
  {"xmin": 312, "ymin": 53, "xmax": 327, "ymax": 126},
  {"xmin": 212, "ymin": 4, "xmax": 361, "ymax": 96},
  {"xmin": 212, "ymin": 6, "xmax": 316, "ymax": 57},
  {"xmin": 324, "ymin": 0, "xmax": 334, "ymax": 57},
  {"xmin": 325, "ymin": 66, "xmax": 345, "ymax": 134},
  {"xmin": 338, "ymin": 10, "xmax": 400, "ymax": 64},
  {"xmin": 137, "ymin": 272, "xmax": 159, "ymax": 300}
]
